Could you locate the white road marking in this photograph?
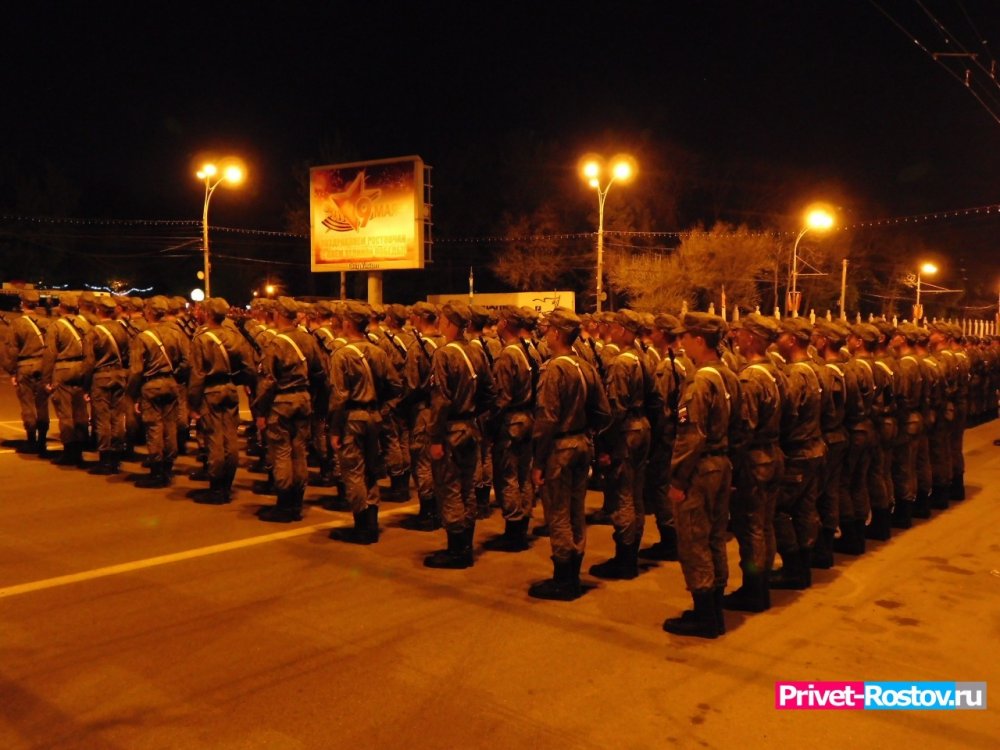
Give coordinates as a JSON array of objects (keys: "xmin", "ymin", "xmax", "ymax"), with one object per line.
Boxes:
[{"xmin": 0, "ymin": 503, "xmax": 418, "ymax": 600}]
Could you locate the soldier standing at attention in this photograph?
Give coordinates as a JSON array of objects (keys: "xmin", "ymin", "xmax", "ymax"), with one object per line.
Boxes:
[
  {"xmin": 164, "ymin": 297, "xmax": 194, "ymax": 456},
  {"xmin": 663, "ymin": 313, "xmax": 740, "ymax": 639},
  {"xmin": 328, "ymin": 301, "xmax": 402, "ymax": 544},
  {"xmin": 42, "ymin": 293, "xmax": 90, "ymax": 468},
  {"xmin": 81, "ymin": 296, "xmax": 130, "ymax": 475},
  {"xmin": 377, "ymin": 303, "xmax": 414, "ymax": 501},
  {"xmin": 589, "ymin": 309, "xmax": 657, "ymax": 580},
  {"xmin": 423, "ymin": 302, "xmax": 497, "ymax": 569},
  {"xmin": 948, "ymin": 325, "xmax": 971, "ymax": 500},
  {"xmin": 928, "ymin": 322, "xmax": 957, "ymax": 508},
  {"xmin": 724, "ymin": 313, "xmax": 785, "ymax": 613},
  {"xmin": 127, "ymin": 296, "xmax": 187, "ymax": 488},
  {"xmin": 770, "ymin": 317, "xmax": 826, "ymax": 589},
  {"xmin": 528, "ymin": 308, "xmax": 611, "ymax": 600},
  {"xmin": 187, "ymin": 298, "xmax": 256, "ymax": 504},
  {"xmin": 5, "ymin": 291, "xmax": 50, "ymax": 454},
  {"xmin": 889, "ymin": 323, "xmax": 925, "ymax": 529},
  {"xmin": 468, "ymin": 305, "xmax": 501, "ymax": 519},
  {"xmin": 483, "ymin": 306, "xmax": 536, "ymax": 552},
  {"xmin": 254, "ymin": 297, "xmax": 327, "ymax": 522}
]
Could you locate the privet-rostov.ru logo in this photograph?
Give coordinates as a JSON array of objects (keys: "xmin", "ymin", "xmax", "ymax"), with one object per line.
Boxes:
[{"xmin": 775, "ymin": 681, "xmax": 987, "ymax": 710}]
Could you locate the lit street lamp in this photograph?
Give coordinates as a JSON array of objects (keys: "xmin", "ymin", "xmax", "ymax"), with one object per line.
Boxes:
[
  {"xmin": 913, "ymin": 262, "xmax": 937, "ymax": 321},
  {"xmin": 196, "ymin": 160, "xmax": 245, "ymax": 297},
  {"xmin": 788, "ymin": 206, "xmax": 835, "ymax": 317},
  {"xmin": 580, "ymin": 153, "xmax": 636, "ymax": 312}
]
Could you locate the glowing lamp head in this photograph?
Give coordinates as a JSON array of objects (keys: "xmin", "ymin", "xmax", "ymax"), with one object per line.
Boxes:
[
  {"xmin": 190, "ymin": 288, "xmax": 205, "ymax": 302},
  {"xmin": 805, "ymin": 209, "xmax": 834, "ymax": 231},
  {"xmin": 589, "ymin": 178, "xmax": 600, "ymax": 188},
  {"xmin": 223, "ymin": 165, "xmax": 244, "ymax": 185},
  {"xmin": 611, "ymin": 161, "xmax": 633, "ymax": 182},
  {"xmin": 582, "ymin": 161, "xmax": 600, "ymax": 180},
  {"xmin": 920, "ymin": 263, "xmax": 938, "ymax": 276},
  {"xmin": 201, "ymin": 163, "xmax": 218, "ymax": 178},
  {"xmin": 265, "ymin": 284, "xmax": 275, "ymax": 296}
]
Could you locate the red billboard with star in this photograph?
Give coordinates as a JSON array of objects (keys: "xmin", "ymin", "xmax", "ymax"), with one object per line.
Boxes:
[{"xmin": 310, "ymin": 156, "xmax": 427, "ymax": 271}]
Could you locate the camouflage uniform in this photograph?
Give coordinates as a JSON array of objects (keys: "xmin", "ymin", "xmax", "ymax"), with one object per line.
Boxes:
[
  {"xmin": 890, "ymin": 325, "xmax": 925, "ymax": 528},
  {"xmin": 81, "ymin": 298, "xmax": 130, "ymax": 473},
  {"xmin": 5, "ymin": 294, "xmax": 50, "ymax": 452},
  {"xmin": 839, "ymin": 323, "xmax": 878, "ymax": 553},
  {"xmin": 42, "ymin": 296, "xmax": 90, "ymax": 466}
]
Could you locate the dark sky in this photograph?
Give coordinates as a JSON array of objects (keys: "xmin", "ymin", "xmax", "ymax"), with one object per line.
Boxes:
[{"xmin": 2, "ymin": 1, "xmax": 999, "ymax": 299}]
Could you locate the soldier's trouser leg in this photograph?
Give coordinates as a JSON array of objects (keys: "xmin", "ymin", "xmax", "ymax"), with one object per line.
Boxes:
[
  {"xmin": 540, "ymin": 438, "xmax": 591, "ymax": 563},
  {"xmin": 915, "ymin": 428, "xmax": 932, "ymax": 498},
  {"xmin": 775, "ymin": 453, "xmax": 822, "ymax": 556},
  {"xmin": 819, "ymin": 436, "xmax": 847, "ymax": 532},
  {"xmin": 492, "ymin": 412, "xmax": 534, "ymax": 522},
  {"xmin": 310, "ymin": 409, "xmax": 329, "ymax": 467},
  {"xmin": 673, "ymin": 456, "xmax": 731, "ymax": 592},
  {"xmin": 733, "ymin": 449, "xmax": 780, "ymax": 576},
  {"xmin": 176, "ymin": 384, "xmax": 190, "ymax": 443},
  {"xmin": 203, "ymin": 385, "xmax": 240, "ymax": 480},
  {"xmin": 950, "ymin": 406, "xmax": 967, "ymax": 481},
  {"xmin": 92, "ymin": 371, "xmax": 125, "ymax": 452},
  {"xmin": 337, "ymin": 416, "xmax": 380, "ymax": 514},
  {"xmin": 383, "ymin": 410, "xmax": 409, "ymax": 478},
  {"xmin": 929, "ymin": 419, "xmax": 953, "ymax": 488},
  {"xmin": 846, "ymin": 426, "xmax": 873, "ymax": 522},
  {"xmin": 475, "ymin": 416, "xmax": 493, "ymax": 492},
  {"xmin": 410, "ymin": 408, "xmax": 435, "ymax": 502},
  {"xmin": 267, "ymin": 394, "xmax": 311, "ymax": 494},
  {"xmin": 141, "ymin": 379, "xmax": 179, "ymax": 463},
  {"xmin": 649, "ymin": 441, "xmax": 674, "ymax": 529},
  {"xmin": 891, "ymin": 436, "xmax": 914, "ymax": 503},
  {"xmin": 16, "ymin": 366, "xmax": 44, "ymax": 433},
  {"xmin": 52, "ymin": 368, "xmax": 89, "ymax": 447},
  {"xmin": 431, "ymin": 421, "xmax": 479, "ymax": 534},
  {"xmin": 609, "ymin": 422, "xmax": 650, "ymax": 546}
]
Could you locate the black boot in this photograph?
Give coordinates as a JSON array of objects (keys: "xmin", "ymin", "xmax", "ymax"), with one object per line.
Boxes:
[
  {"xmin": 834, "ymin": 520, "xmax": 860, "ymax": 555},
  {"xmin": 799, "ymin": 548, "xmax": 813, "ymax": 587},
  {"xmin": 482, "ymin": 518, "xmax": 530, "ymax": 552},
  {"xmin": 18, "ymin": 429, "xmax": 38, "ymax": 454},
  {"xmin": 930, "ymin": 485, "xmax": 950, "ymax": 510},
  {"xmin": 401, "ymin": 496, "xmax": 441, "ymax": 531},
  {"xmin": 424, "ymin": 530, "xmax": 473, "ymax": 569},
  {"xmin": 589, "ymin": 539, "xmax": 639, "ymax": 580},
  {"xmin": 189, "ymin": 478, "xmax": 231, "ymax": 505},
  {"xmin": 639, "ymin": 524, "xmax": 679, "ymax": 561},
  {"xmin": 256, "ymin": 490, "xmax": 303, "ymax": 523},
  {"xmin": 135, "ymin": 461, "xmax": 168, "ymax": 489},
  {"xmin": 51, "ymin": 443, "xmax": 80, "ymax": 467},
  {"xmin": 723, "ymin": 572, "xmax": 768, "ymax": 612},
  {"xmin": 770, "ymin": 548, "xmax": 808, "ymax": 590},
  {"xmin": 951, "ymin": 474, "xmax": 965, "ymax": 501},
  {"xmin": 36, "ymin": 425, "xmax": 50, "ymax": 457},
  {"xmin": 891, "ymin": 500, "xmax": 913, "ymax": 529},
  {"xmin": 88, "ymin": 450, "xmax": 120, "ymax": 475},
  {"xmin": 713, "ymin": 587, "xmax": 727, "ymax": 634},
  {"xmin": 475, "ymin": 485, "xmax": 493, "ymax": 519},
  {"xmin": 663, "ymin": 590, "xmax": 720, "ymax": 639},
  {"xmin": 252, "ymin": 472, "xmax": 277, "ymax": 496},
  {"xmin": 811, "ymin": 528, "xmax": 835, "ymax": 569},
  {"xmin": 866, "ymin": 508, "xmax": 892, "ymax": 541},
  {"xmin": 188, "ymin": 464, "xmax": 211, "ymax": 482},
  {"xmin": 532, "ymin": 522, "xmax": 551, "ymax": 537},
  {"xmin": 330, "ymin": 505, "xmax": 379, "ymax": 544},
  {"xmin": 380, "ymin": 472, "xmax": 411, "ymax": 502},
  {"xmin": 313, "ymin": 460, "xmax": 337, "ymax": 487},
  {"xmin": 586, "ymin": 508, "xmax": 614, "ymax": 525},
  {"xmin": 528, "ymin": 556, "xmax": 582, "ymax": 601},
  {"xmin": 912, "ymin": 490, "xmax": 932, "ymax": 519}
]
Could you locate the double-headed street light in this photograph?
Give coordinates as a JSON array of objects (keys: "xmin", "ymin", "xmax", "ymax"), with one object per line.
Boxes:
[
  {"xmin": 914, "ymin": 262, "xmax": 938, "ymax": 321},
  {"xmin": 580, "ymin": 153, "xmax": 636, "ymax": 312},
  {"xmin": 788, "ymin": 205, "xmax": 835, "ymax": 316},
  {"xmin": 196, "ymin": 160, "xmax": 245, "ymax": 297}
]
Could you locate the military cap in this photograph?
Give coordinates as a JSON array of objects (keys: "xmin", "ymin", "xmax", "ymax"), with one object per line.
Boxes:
[
  {"xmin": 496, "ymin": 305, "xmax": 525, "ymax": 328},
  {"xmin": 97, "ymin": 295, "xmax": 119, "ymax": 311},
  {"xmin": 895, "ymin": 321, "xmax": 923, "ymax": 344},
  {"xmin": 411, "ymin": 301, "xmax": 437, "ymax": 319},
  {"xmin": 167, "ymin": 296, "xmax": 186, "ymax": 313},
  {"xmin": 204, "ymin": 297, "xmax": 230, "ymax": 316},
  {"xmin": 342, "ymin": 300, "xmax": 372, "ymax": 328},
  {"xmin": 19, "ymin": 290, "xmax": 40, "ymax": 304},
  {"xmin": 673, "ymin": 312, "xmax": 728, "ymax": 338},
  {"xmin": 596, "ymin": 311, "xmax": 617, "ymax": 326},
  {"xmin": 441, "ymin": 301, "xmax": 470, "ymax": 328},
  {"xmin": 652, "ymin": 312, "xmax": 680, "ymax": 332},
  {"xmin": 967, "ymin": 334, "xmax": 980, "ymax": 345},
  {"xmin": 275, "ymin": 296, "xmax": 299, "ymax": 317},
  {"xmin": 849, "ymin": 323, "xmax": 880, "ymax": 344},
  {"xmin": 948, "ymin": 323, "xmax": 964, "ymax": 339},
  {"xmin": 732, "ymin": 312, "xmax": 780, "ymax": 341},
  {"xmin": 813, "ymin": 318, "xmax": 850, "ymax": 345},
  {"xmin": 469, "ymin": 305, "xmax": 492, "ymax": 329},
  {"xmin": 778, "ymin": 316, "xmax": 813, "ymax": 343},
  {"xmin": 59, "ymin": 292, "xmax": 79, "ymax": 309},
  {"xmin": 871, "ymin": 319, "xmax": 895, "ymax": 338},
  {"xmin": 129, "ymin": 296, "xmax": 144, "ymax": 311},
  {"xmin": 616, "ymin": 308, "xmax": 644, "ymax": 333},
  {"xmin": 146, "ymin": 295, "xmax": 169, "ymax": 313},
  {"xmin": 386, "ymin": 303, "xmax": 409, "ymax": 323},
  {"xmin": 79, "ymin": 291, "xmax": 97, "ymax": 306},
  {"xmin": 546, "ymin": 307, "xmax": 582, "ymax": 335},
  {"xmin": 519, "ymin": 306, "xmax": 539, "ymax": 328}
]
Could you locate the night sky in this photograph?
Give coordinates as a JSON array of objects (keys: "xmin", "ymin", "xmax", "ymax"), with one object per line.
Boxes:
[{"xmin": 2, "ymin": 1, "xmax": 999, "ymax": 305}]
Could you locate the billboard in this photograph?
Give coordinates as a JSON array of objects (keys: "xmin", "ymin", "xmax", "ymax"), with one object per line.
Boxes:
[
  {"xmin": 427, "ymin": 291, "xmax": 576, "ymax": 313},
  {"xmin": 310, "ymin": 156, "xmax": 426, "ymax": 272}
]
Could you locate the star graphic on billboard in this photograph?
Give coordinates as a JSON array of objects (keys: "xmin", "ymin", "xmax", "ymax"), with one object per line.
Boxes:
[{"xmin": 323, "ymin": 171, "xmax": 382, "ymax": 232}]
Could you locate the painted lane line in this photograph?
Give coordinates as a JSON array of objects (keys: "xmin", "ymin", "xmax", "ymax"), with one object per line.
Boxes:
[{"xmin": 0, "ymin": 503, "xmax": 418, "ymax": 600}]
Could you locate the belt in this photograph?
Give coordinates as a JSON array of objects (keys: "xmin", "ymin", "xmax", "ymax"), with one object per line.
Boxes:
[
  {"xmin": 17, "ymin": 355, "xmax": 41, "ymax": 362},
  {"xmin": 345, "ymin": 400, "xmax": 377, "ymax": 411},
  {"xmin": 555, "ymin": 428, "xmax": 585, "ymax": 439},
  {"xmin": 278, "ymin": 386, "xmax": 308, "ymax": 394},
  {"xmin": 57, "ymin": 356, "xmax": 83, "ymax": 362}
]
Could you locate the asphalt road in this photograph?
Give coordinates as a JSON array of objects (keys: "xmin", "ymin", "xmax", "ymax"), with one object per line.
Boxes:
[{"xmin": 0, "ymin": 379, "xmax": 997, "ymax": 749}]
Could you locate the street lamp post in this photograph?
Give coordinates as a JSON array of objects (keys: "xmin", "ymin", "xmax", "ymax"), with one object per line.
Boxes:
[
  {"xmin": 196, "ymin": 161, "xmax": 245, "ymax": 297},
  {"xmin": 914, "ymin": 262, "xmax": 937, "ymax": 321},
  {"xmin": 788, "ymin": 206, "xmax": 834, "ymax": 317},
  {"xmin": 580, "ymin": 154, "xmax": 635, "ymax": 313}
]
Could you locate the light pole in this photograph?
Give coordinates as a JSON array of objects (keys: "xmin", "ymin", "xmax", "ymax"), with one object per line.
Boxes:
[
  {"xmin": 913, "ymin": 262, "xmax": 937, "ymax": 321},
  {"xmin": 196, "ymin": 160, "xmax": 245, "ymax": 297},
  {"xmin": 580, "ymin": 154, "xmax": 635, "ymax": 313},
  {"xmin": 788, "ymin": 206, "xmax": 834, "ymax": 317}
]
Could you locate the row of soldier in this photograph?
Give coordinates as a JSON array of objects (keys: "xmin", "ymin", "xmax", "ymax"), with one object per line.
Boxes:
[{"xmin": 3, "ymin": 290, "xmax": 997, "ymax": 638}]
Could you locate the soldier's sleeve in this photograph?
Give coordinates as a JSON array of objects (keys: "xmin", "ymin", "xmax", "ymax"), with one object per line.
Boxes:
[
  {"xmin": 305, "ymin": 337, "xmax": 327, "ymax": 395},
  {"xmin": 41, "ymin": 324, "xmax": 60, "ymax": 384},
  {"xmin": 377, "ymin": 347, "xmax": 403, "ymax": 405},
  {"xmin": 127, "ymin": 336, "xmax": 144, "ymax": 399},
  {"xmin": 174, "ymin": 330, "xmax": 191, "ymax": 382},
  {"xmin": 586, "ymin": 362, "xmax": 612, "ymax": 435},
  {"xmin": 643, "ymin": 358, "xmax": 663, "ymax": 431},
  {"xmin": 231, "ymin": 334, "xmax": 257, "ymax": 390},
  {"xmin": 252, "ymin": 345, "xmax": 279, "ymax": 413},
  {"xmin": 732, "ymin": 372, "xmax": 757, "ymax": 453},
  {"xmin": 492, "ymin": 351, "xmax": 516, "ymax": 413},
  {"xmin": 670, "ymin": 375, "xmax": 710, "ymax": 493},
  {"xmin": 328, "ymin": 350, "xmax": 350, "ymax": 435},
  {"xmin": 0, "ymin": 320, "xmax": 13, "ymax": 375},
  {"xmin": 428, "ymin": 347, "xmax": 454, "ymax": 444},
  {"xmin": 531, "ymin": 363, "xmax": 562, "ymax": 468},
  {"xmin": 475, "ymin": 350, "xmax": 498, "ymax": 420},
  {"xmin": 187, "ymin": 336, "xmax": 206, "ymax": 411},
  {"xmin": 81, "ymin": 330, "xmax": 97, "ymax": 391}
]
